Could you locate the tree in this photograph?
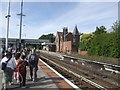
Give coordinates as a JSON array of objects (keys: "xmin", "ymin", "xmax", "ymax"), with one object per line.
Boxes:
[
  {"xmin": 39, "ymin": 33, "xmax": 55, "ymax": 43},
  {"xmin": 80, "ymin": 34, "xmax": 95, "ymax": 51},
  {"xmin": 112, "ymin": 21, "xmax": 120, "ymax": 32},
  {"xmin": 88, "ymin": 23, "xmax": 120, "ymax": 58},
  {"xmin": 111, "ymin": 21, "xmax": 120, "ymax": 58},
  {"xmin": 93, "ymin": 26, "xmax": 107, "ymax": 35},
  {"xmin": 88, "ymin": 26, "xmax": 107, "ymax": 56}
]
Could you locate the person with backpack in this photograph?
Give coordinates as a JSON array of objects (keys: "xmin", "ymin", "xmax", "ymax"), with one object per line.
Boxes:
[
  {"xmin": 28, "ymin": 49, "xmax": 39, "ymax": 82},
  {"xmin": 0, "ymin": 51, "xmax": 16, "ymax": 90}
]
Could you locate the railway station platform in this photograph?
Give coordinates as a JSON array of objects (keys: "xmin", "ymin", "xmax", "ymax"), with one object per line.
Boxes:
[{"xmin": 0, "ymin": 58, "xmax": 79, "ymax": 90}]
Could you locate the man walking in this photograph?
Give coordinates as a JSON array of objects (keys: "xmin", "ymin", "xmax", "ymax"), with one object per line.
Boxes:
[{"xmin": 28, "ymin": 49, "xmax": 39, "ymax": 82}]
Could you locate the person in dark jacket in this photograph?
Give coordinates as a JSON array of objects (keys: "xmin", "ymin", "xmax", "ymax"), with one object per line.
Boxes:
[{"xmin": 28, "ymin": 49, "xmax": 39, "ymax": 82}]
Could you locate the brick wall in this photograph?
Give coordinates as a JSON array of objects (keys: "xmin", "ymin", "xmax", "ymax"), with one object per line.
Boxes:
[
  {"xmin": 60, "ymin": 41, "xmax": 63, "ymax": 52},
  {"xmin": 78, "ymin": 50, "xmax": 88, "ymax": 55},
  {"xmin": 63, "ymin": 41, "xmax": 72, "ymax": 53}
]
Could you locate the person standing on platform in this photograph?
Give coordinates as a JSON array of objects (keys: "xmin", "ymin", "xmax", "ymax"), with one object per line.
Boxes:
[
  {"xmin": 1, "ymin": 51, "xmax": 16, "ymax": 90},
  {"xmin": 28, "ymin": 49, "xmax": 39, "ymax": 82},
  {"xmin": 16, "ymin": 54, "xmax": 28, "ymax": 87},
  {"xmin": 13, "ymin": 52, "xmax": 21, "ymax": 83}
]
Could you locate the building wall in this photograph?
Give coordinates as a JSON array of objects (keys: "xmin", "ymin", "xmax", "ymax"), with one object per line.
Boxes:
[
  {"xmin": 72, "ymin": 35, "xmax": 80, "ymax": 53},
  {"xmin": 49, "ymin": 45, "xmax": 56, "ymax": 52},
  {"xmin": 60, "ymin": 41, "xmax": 63, "ymax": 52},
  {"xmin": 55, "ymin": 33, "xmax": 61, "ymax": 52},
  {"xmin": 55, "ymin": 35, "xmax": 79, "ymax": 53},
  {"xmin": 78, "ymin": 50, "xmax": 88, "ymax": 55},
  {"xmin": 64, "ymin": 41, "xmax": 72, "ymax": 53},
  {"xmin": 55, "ymin": 27, "xmax": 80, "ymax": 53},
  {"xmin": 56, "ymin": 39, "xmax": 59, "ymax": 52}
]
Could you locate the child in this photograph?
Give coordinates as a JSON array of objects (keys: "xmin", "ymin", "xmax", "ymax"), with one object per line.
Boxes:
[{"xmin": 13, "ymin": 52, "xmax": 21, "ymax": 83}]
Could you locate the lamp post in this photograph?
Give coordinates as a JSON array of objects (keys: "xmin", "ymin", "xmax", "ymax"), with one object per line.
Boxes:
[
  {"xmin": 17, "ymin": 0, "xmax": 25, "ymax": 51},
  {"xmin": 5, "ymin": 0, "xmax": 11, "ymax": 51}
]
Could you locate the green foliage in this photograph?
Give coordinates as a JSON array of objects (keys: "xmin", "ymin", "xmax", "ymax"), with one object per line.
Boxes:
[
  {"xmin": 93, "ymin": 26, "xmax": 107, "ymax": 35},
  {"xmin": 39, "ymin": 33, "xmax": 55, "ymax": 43},
  {"xmin": 112, "ymin": 21, "xmax": 120, "ymax": 32},
  {"xmin": 88, "ymin": 22, "xmax": 120, "ymax": 58},
  {"xmin": 80, "ymin": 22, "xmax": 120, "ymax": 58},
  {"xmin": 80, "ymin": 34, "xmax": 94, "ymax": 51}
]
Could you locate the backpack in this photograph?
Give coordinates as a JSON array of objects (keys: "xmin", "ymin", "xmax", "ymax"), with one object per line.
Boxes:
[
  {"xmin": 1, "ymin": 62, "xmax": 7, "ymax": 70},
  {"xmin": 29, "ymin": 54, "xmax": 37, "ymax": 65},
  {"xmin": 1, "ymin": 58, "xmax": 11, "ymax": 70}
]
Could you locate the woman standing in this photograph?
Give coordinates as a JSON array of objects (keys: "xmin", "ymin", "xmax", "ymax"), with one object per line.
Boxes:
[
  {"xmin": 16, "ymin": 54, "xmax": 28, "ymax": 87},
  {"xmin": 1, "ymin": 51, "xmax": 16, "ymax": 90}
]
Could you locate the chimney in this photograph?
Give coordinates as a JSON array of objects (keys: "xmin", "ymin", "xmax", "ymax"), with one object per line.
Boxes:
[
  {"xmin": 63, "ymin": 27, "xmax": 68, "ymax": 35},
  {"xmin": 63, "ymin": 27, "xmax": 68, "ymax": 41}
]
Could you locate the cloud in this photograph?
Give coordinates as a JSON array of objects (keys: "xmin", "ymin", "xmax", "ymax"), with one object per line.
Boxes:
[
  {"xmin": 1, "ymin": 2, "xmax": 118, "ymax": 39},
  {"xmin": 29, "ymin": 2, "xmax": 117, "ymax": 38}
]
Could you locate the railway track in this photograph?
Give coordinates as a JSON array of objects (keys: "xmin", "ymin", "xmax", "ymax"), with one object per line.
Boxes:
[
  {"xmin": 38, "ymin": 51, "xmax": 120, "ymax": 90},
  {"xmin": 63, "ymin": 55, "xmax": 120, "ymax": 73},
  {"xmin": 63, "ymin": 55, "xmax": 120, "ymax": 86}
]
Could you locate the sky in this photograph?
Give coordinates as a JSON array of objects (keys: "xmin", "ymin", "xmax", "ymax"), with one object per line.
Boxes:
[{"xmin": 0, "ymin": 0, "xmax": 119, "ymax": 39}]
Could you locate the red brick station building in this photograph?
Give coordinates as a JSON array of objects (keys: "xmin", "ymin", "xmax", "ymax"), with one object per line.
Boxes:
[{"xmin": 55, "ymin": 26, "xmax": 80, "ymax": 54}]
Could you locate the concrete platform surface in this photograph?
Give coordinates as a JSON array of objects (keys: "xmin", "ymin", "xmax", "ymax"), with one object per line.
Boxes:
[
  {"xmin": 0, "ymin": 57, "xmax": 79, "ymax": 90},
  {"xmin": 0, "ymin": 63, "xmax": 58, "ymax": 90}
]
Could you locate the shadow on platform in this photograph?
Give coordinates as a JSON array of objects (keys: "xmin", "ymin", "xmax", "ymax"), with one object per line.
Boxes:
[{"xmin": 7, "ymin": 76, "xmax": 60, "ymax": 90}]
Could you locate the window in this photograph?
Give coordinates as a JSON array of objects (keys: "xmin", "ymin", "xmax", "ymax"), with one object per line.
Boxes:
[{"xmin": 73, "ymin": 38, "xmax": 75, "ymax": 43}]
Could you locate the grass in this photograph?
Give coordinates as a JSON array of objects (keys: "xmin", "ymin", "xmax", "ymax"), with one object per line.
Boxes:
[{"xmin": 67, "ymin": 53, "xmax": 120, "ymax": 65}]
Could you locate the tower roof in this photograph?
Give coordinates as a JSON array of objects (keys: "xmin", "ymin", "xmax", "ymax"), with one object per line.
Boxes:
[{"xmin": 73, "ymin": 25, "xmax": 79, "ymax": 35}]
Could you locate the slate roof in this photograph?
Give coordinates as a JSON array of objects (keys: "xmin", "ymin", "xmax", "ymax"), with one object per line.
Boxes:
[{"xmin": 73, "ymin": 25, "xmax": 79, "ymax": 35}]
